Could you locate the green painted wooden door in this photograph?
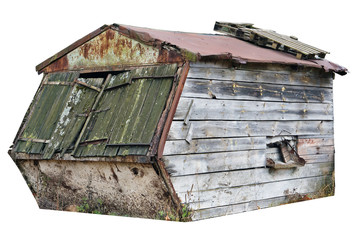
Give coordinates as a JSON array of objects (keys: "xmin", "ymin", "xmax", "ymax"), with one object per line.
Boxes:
[
  {"xmin": 14, "ymin": 72, "xmax": 79, "ymax": 154},
  {"xmin": 13, "ymin": 64, "xmax": 178, "ymax": 159},
  {"xmin": 75, "ymin": 64, "xmax": 177, "ymax": 157}
]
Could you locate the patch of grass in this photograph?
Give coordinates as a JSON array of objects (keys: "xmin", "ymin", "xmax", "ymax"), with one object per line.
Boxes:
[
  {"xmin": 156, "ymin": 204, "xmax": 193, "ymax": 222},
  {"xmin": 76, "ymin": 197, "xmax": 105, "ymax": 214}
]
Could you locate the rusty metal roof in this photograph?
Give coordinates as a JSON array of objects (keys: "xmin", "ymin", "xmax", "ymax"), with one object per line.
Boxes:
[{"xmin": 36, "ymin": 23, "xmax": 347, "ymax": 75}]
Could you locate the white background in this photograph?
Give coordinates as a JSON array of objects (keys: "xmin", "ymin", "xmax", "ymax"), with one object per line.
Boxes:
[{"xmin": 0, "ymin": 0, "xmax": 359, "ymax": 239}]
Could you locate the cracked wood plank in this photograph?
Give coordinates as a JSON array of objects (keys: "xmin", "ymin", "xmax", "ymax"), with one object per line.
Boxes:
[
  {"xmin": 174, "ymin": 98, "xmax": 333, "ymax": 121},
  {"xmin": 167, "ymin": 120, "xmax": 333, "ymax": 140}
]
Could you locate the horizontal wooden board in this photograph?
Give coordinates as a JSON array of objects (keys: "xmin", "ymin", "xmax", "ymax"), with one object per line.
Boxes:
[
  {"xmin": 298, "ymin": 137, "xmax": 334, "ymax": 156},
  {"xmin": 174, "ymin": 98, "xmax": 333, "ymax": 121},
  {"xmin": 187, "ymin": 65, "xmax": 333, "ymax": 88},
  {"xmin": 171, "ymin": 162, "xmax": 333, "ymax": 193},
  {"xmin": 189, "ymin": 62, "xmax": 333, "ymax": 76},
  {"xmin": 163, "ymin": 149, "xmax": 266, "ymax": 176},
  {"xmin": 298, "ymin": 137, "xmax": 334, "ymax": 147},
  {"xmin": 298, "ymin": 145, "xmax": 335, "ymax": 156},
  {"xmin": 192, "ymin": 191, "xmax": 320, "ymax": 220},
  {"xmin": 266, "ymin": 147, "xmax": 334, "ymax": 164},
  {"xmin": 163, "ymin": 137, "xmax": 266, "ymax": 156},
  {"xmin": 182, "ymin": 78, "xmax": 333, "ymax": 103},
  {"xmin": 167, "ymin": 120, "xmax": 333, "ymax": 140},
  {"xmin": 183, "ymin": 175, "xmax": 332, "ymax": 210},
  {"xmin": 302, "ymin": 154, "xmax": 334, "ymax": 164}
]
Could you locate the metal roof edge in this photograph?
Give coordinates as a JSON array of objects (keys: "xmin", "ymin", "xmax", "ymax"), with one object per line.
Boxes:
[
  {"xmin": 35, "ymin": 23, "xmax": 348, "ymax": 76},
  {"xmin": 35, "ymin": 24, "xmax": 110, "ymax": 73}
]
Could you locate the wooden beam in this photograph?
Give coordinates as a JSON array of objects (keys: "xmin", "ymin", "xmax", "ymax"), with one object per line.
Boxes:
[
  {"xmin": 167, "ymin": 120, "xmax": 334, "ymax": 140},
  {"xmin": 11, "ymin": 152, "xmax": 150, "ymax": 163},
  {"xmin": 74, "ymin": 79, "xmax": 101, "ymax": 92},
  {"xmin": 174, "ymin": 98, "xmax": 333, "ymax": 121},
  {"xmin": 184, "ymin": 175, "xmax": 332, "ymax": 210},
  {"xmin": 71, "ymin": 74, "xmax": 112, "ymax": 155},
  {"xmin": 187, "ymin": 64, "xmax": 333, "ymax": 88},
  {"xmin": 163, "ymin": 137, "xmax": 266, "ymax": 156},
  {"xmin": 157, "ymin": 61, "xmax": 190, "ymax": 159},
  {"xmin": 171, "ymin": 162, "xmax": 333, "ymax": 193}
]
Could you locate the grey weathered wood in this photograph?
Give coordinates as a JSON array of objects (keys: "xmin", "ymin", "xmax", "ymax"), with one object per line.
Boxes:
[
  {"xmin": 183, "ymin": 99, "xmax": 194, "ymax": 125},
  {"xmin": 189, "ymin": 62, "xmax": 331, "ymax": 76},
  {"xmin": 183, "ymin": 175, "xmax": 332, "ymax": 210},
  {"xmin": 185, "ymin": 123, "xmax": 194, "ymax": 144},
  {"xmin": 298, "ymin": 146, "xmax": 335, "ymax": 156},
  {"xmin": 302, "ymin": 154, "xmax": 334, "ymax": 163},
  {"xmin": 182, "ymin": 78, "xmax": 333, "ymax": 103},
  {"xmin": 192, "ymin": 196, "xmax": 287, "ymax": 220},
  {"xmin": 266, "ymin": 136, "xmax": 295, "ymax": 145},
  {"xmin": 297, "ymin": 137, "xmax": 334, "ymax": 156},
  {"xmin": 192, "ymin": 192, "xmax": 317, "ymax": 220},
  {"xmin": 171, "ymin": 162, "xmax": 333, "ymax": 193},
  {"xmin": 298, "ymin": 134, "xmax": 334, "ymax": 139},
  {"xmin": 266, "ymin": 147, "xmax": 334, "ymax": 162},
  {"xmin": 189, "ymin": 62, "xmax": 231, "ymax": 69},
  {"xmin": 266, "ymin": 136, "xmax": 334, "ymax": 162},
  {"xmin": 167, "ymin": 120, "xmax": 333, "ymax": 140},
  {"xmin": 266, "ymin": 159, "xmax": 303, "ymax": 169},
  {"xmin": 187, "ymin": 66, "xmax": 333, "ymax": 88},
  {"xmin": 163, "ymin": 137, "xmax": 266, "ymax": 156},
  {"xmin": 174, "ymin": 98, "xmax": 333, "ymax": 121},
  {"xmin": 298, "ymin": 137, "xmax": 334, "ymax": 147},
  {"xmin": 163, "ymin": 149, "xmax": 266, "ymax": 176}
]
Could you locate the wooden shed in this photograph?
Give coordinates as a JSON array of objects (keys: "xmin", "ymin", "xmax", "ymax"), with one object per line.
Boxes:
[{"xmin": 9, "ymin": 22, "xmax": 347, "ymax": 221}]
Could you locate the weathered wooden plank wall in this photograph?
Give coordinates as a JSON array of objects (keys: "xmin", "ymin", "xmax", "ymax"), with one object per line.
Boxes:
[{"xmin": 162, "ymin": 62, "xmax": 335, "ymax": 220}]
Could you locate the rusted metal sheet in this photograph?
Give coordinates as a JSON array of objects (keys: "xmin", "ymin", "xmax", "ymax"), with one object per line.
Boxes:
[
  {"xmin": 37, "ymin": 23, "xmax": 346, "ymax": 75},
  {"xmin": 42, "ymin": 30, "xmax": 163, "ymax": 73},
  {"xmin": 113, "ymin": 24, "xmax": 347, "ymax": 75},
  {"xmin": 36, "ymin": 25, "xmax": 110, "ymax": 72},
  {"xmin": 40, "ymin": 27, "xmax": 184, "ymax": 74}
]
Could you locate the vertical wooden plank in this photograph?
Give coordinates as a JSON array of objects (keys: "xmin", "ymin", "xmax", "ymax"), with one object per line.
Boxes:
[
  {"xmin": 59, "ymin": 87, "xmax": 99, "ymax": 155},
  {"xmin": 157, "ymin": 62, "xmax": 190, "ymax": 158},
  {"xmin": 15, "ymin": 72, "xmax": 80, "ymax": 154},
  {"xmin": 104, "ymin": 75, "xmax": 140, "ymax": 156},
  {"xmin": 139, "ymin": 78, "xmax": 173, "ymax": 144},
  {"xmin": 30, "ymin": 85, "xmax": 72, "ymax": 153},
  {"xmin": 117, "ymin": 79, "xmax": 153, "ymax": 155},
  {"xmin": 126, "ymin": 79, "xmax": 162, "ymax": 155},
  {"xmin": 70, "ymin": 74, "xmax": 112, "ymax": 157},
  {"xmin": 42, "ymin": 85, "xmax": 97, "ymax": 158}
]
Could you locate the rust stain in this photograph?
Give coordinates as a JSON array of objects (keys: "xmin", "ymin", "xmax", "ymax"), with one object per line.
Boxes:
[
  {"xmin": 44, "ymin": 55, "xmax": 69, "ymax": 72},
  {"xmin": 41, "ymin": 28, "xmax": 184, "ymax": 73},
  {"xmin": 78, "ymin": 30, "xmax": 115, "ymax": 59},
  {"xmin": 42, "ymin": 29, "xmax": 163, "ymax": 73},
  {"xmin": 157, "ymin": 48, "xmax": 184, "ymax": 63}
]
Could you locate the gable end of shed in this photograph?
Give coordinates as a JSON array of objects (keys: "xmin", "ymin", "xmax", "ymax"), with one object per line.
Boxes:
[{"xmin": 38, "ymin": 27, "xmax": 184, "ymax": 74}]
